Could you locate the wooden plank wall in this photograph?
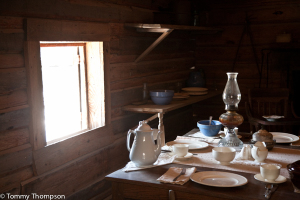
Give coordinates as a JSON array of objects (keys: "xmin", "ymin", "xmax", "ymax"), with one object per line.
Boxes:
[
  {"xmin": 0, "ymin": 15, "xmax": 34, "ymax": 195},
  {"xmin": 1, "ymin": 0, "xmax": 299, "ymax": 199},
  {"xmin": 0, "ymin": 0, "xmax": 195, "ymax": 199},
  {"xmin": 193, "ymin": 0, "xmax": 300, "ymax": 131},
  {"xmin": 110, "ymin": 24, "xmax": 196, "ymax": 140}
]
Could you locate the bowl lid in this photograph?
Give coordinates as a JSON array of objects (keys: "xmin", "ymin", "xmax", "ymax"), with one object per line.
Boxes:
[{"xmin": 252, "ymin": 128, "xmax": 273, "ymax": 142}]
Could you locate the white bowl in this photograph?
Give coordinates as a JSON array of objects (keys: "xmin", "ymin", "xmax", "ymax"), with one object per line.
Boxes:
[{"xmin": 212, "ymin": 147, "xmax": 236, "ymax": 165}]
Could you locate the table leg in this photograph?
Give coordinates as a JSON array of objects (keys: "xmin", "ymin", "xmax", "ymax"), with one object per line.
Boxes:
[{"xmin": 111, "ymin": 182, "xmax": 123, "ymax": 200}]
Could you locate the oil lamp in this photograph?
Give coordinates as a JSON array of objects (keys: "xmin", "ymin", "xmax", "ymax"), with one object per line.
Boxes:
[{"xmin": 218, "ymin": 72, "xmax": 244, "ymax": 150}]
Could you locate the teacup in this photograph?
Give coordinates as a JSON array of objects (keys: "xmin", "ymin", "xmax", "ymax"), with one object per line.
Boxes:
[
  {"xmin": 260, "ymin": 163, "xmax": 281, "ymax": 181},
  {"xmin": 173, "ymin": 144, "xmax": 189, "ymax": 157}
]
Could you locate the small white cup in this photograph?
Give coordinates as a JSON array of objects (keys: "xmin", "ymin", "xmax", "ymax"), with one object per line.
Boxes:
[
  {"xmin": 173, "ymin": 144, "xmax": 189, "ymax": 157},
  {"xmin": 260, "ymin": 163, "xmax": 281, "ymax": 181}
]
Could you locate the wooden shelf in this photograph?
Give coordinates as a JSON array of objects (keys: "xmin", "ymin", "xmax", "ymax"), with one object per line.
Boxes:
[
  {"xmin": 124, "ymin": 23, "xmax": 223, "ymax": 32},
  {"xmin": 124, "ymin": 23, "xmax": 222, "ymax": 63},
  {"xmin": 123, "ymin": 90, "xmax": 222, "ymax": 146},
  {"xmin": 122, "ymin": 90, "xmax": 222, "ymax": 114}
]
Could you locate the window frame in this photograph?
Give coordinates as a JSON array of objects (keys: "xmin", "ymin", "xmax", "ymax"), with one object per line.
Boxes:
[
  {"xmin": 25, "ymin": 18, "xmax": 111, "ymax": 150},
  {"xmin": 40, "ymin": 42, "xmax": 106, "ymax": 145}
]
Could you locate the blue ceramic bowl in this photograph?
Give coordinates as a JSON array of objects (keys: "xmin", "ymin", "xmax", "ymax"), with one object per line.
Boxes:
[
  {"xmin": 197, "ymin": 120, "xmax": 223, "ymax": 137},
  {"xmin": 150, "ymin": 90, "xmax": 174, "ymax": 105}
]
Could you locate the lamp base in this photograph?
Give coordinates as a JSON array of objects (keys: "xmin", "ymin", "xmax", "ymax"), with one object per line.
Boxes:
[{"xmin": 218, "ymin": 131, "xmax": 243, "ymax": 150}]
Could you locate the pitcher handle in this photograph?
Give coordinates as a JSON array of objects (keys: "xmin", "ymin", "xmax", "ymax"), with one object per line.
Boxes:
[
  {"xmin": 127, "ymin": 129, "xmax": 134, "ymax": 152},
  {"xmin": 255, "ymin": 146, "xmax": 260, "ymax": 157}
]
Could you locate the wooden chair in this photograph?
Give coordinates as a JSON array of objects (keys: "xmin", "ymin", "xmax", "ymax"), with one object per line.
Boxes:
[{"xmin": 245, "ymin": 88, "xmax": 300, "ymax": 135}]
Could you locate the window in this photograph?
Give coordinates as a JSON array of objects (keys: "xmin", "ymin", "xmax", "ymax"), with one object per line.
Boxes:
[
  {"xmin": 25, "ymin": 18, "xmax": 111, "ymax": 150},
  {"xmin": 40, "ymin": 42, "xmax": 105, "ymax": 145}
]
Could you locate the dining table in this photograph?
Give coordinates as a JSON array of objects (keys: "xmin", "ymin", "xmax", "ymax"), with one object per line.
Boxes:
[{"xmin": 105, "ymin": 129, "xmax": 300, "ymax": 200}]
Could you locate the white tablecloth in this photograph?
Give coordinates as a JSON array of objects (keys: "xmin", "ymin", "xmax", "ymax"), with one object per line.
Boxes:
[{"xmin": 172, "ymin": 141, "xmax": 299, "ymax": 178}]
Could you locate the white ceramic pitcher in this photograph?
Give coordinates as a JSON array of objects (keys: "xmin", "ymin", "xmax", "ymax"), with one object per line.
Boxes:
[
  {"xmin": 251, "ymin": 141, "xmax": 268, "ymax": 162},
  {"xmin": 127, "ymin": 120, "xmax": 162, "ymax": 167}
]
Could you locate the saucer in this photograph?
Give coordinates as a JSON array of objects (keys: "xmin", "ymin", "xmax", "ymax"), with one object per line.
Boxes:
[
  {"xmin": 175, "ymin": 153, "xmax": 193, "ymax": 160},
  {"xmin": 254, "ymin": 174, "xmax": 287, "ymax": 184}
]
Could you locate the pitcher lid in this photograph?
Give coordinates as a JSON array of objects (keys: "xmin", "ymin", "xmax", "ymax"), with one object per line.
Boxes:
[{"xmin": 136, "ymin": 120, "xmax": 152, "ymax": 132}]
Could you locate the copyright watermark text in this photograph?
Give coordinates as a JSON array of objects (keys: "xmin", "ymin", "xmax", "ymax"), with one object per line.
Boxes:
[{"xmin": 0, "ymin": 193, "xmax": 65, "ymax": 200}]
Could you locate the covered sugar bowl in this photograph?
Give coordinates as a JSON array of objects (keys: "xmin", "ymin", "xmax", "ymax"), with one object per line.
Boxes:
[{"xmin": 251, "ymin": 127, "xmax": 276, "ymax": 150}]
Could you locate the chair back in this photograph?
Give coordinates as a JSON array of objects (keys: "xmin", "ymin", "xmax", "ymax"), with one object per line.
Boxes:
[
  {"xmin": 248, "ymin": 88, "xmax": 289, "ymax": 118},
  {"xmin": 247, "ymin": 88, "xmax": 290, "ymax": 132}
]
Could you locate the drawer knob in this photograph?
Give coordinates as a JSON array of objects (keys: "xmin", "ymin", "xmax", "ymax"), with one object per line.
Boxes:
[{"xmin": 169, "ymin": 190, "xmax": 175, "ymax": 200}]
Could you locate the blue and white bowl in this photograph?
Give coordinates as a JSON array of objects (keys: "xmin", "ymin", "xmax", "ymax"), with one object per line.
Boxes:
[
  {"xmin": 197, "ymin": 120, "xmax": 223, "ymax": 137},
  {"xmin": 150, "ymin": 90, "xmax": 174, "ymax": 105}
]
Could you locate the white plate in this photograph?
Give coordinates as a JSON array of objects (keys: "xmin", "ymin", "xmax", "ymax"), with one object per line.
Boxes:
[
  {"xmin": 190, "ymin": 171, "xmax": 248, "ymax": 187},
  {"xmin": 263, "ymin": 115, "xmax": 284, "ymax": 121},
  {"xmin": 254, "ymin": 174, "xmax": 287, "ymax": 184},
  {"xmin": 166, "ymin": 140, "xmax": 209, "ymax": 150},
  {"xmin": 270, "ymin": 132, "xmax": 299, "ymax": 143},
  {"xmin": 175, "ymin": 152, "xmax": 193, "ymax": 160},
  {"xmin": 182, "ymin": 87, "xmax": 208, "ymax": 92},
  {"xmin": 173, "ymin": 93, "xmax": 189, "ymax": 100}
]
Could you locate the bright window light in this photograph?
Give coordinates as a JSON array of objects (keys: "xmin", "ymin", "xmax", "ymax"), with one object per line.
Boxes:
[
  {"xmin": 40, "ymin": 45, "xmax": 87, "ymax": 143},
  {"xmin": 40, "ymin": 42, "xmax": 105, "ymax": 145}
]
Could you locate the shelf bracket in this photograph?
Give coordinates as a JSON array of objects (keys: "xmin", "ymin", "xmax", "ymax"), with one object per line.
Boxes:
[
  {"xmin": 134, "ymin": 28, "xmax": 174, "ymax": 63},
  {"xmin": 158, "ymin": 112, "xmax": 165, "ymax": 146}
]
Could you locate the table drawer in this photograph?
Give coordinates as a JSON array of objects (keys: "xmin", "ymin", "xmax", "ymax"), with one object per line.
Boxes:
[{"xmin": 112, "ymin": 182, "xmax": 229, "ymax": 200}]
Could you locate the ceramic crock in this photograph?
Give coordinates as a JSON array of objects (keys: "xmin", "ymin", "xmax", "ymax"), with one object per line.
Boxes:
[
  {"xmin": 287, "ymin": 160, "xmax": 300, "ymax": 190},
  {"xmin": 186, "ymin": 69, "xmax": 205, "ymax": 87}
]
